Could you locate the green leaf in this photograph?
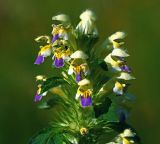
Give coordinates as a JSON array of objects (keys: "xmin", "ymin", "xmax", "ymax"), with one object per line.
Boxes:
[
  {"xmin": 93, "ymin": 97, "xmax": 112, "ymax": 118},
  {"xmin": 38, "ymin": 95, "xmax": 65, "ymax": 109},
  {"xmin": 90, "ymin": 59, "xmax": 108, "ymax": 71},
  {"xmin": 88, "ymin": 120, "xmax": 118, "ymax": 143},
  {"xmin": 40, "ymin": 77, "xmax": 67, "ymax": 94},
  {"xmin": 28, "ymin": 126, "xmax": 73, "ymax": 144},
  {"xmin": 63, "ymin": 133, "xmax": 78, "ymax": 144},
  {"xmin": 93, "ymin": 59, "xmax": 108, "ymax": 71},
  {"xmin": 103, "ymin": 102, "xmax": 119, "ymax": 122},
  {"xmin": 94, "ymin": 78, "xmax": 116, "ymax": 102},
  {"xmin": 76, "ymin": 35, "xmax": 98, "ymax": 55},
  {"xmin": 28, "ymin": 127, "xmax": 54, "ymax": 144},
  {"xmin": 98, "ymin": 60, "xmax": 108, "ymax": 71},
  {"xmin": 53, "ymin": 134, "xmax": 66, "ymax": 144}
]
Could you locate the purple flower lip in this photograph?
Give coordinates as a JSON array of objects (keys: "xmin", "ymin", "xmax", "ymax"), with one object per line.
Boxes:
[
  {"xmin": 81, "ymin": 96, "xmax": 92, "ymax": 107},
  {"xmin": 52, "ymin": 34, "xmax": 59, "ymax": 43},
  {"xmin": 75, "ymin": 72, "xmax": 82, "ymax": 82},
  {"xmin": 120, "ymin": 65, "xmax": 132, "ymax": 73},
  {"xmin": 117, "ymin": 109, "xmax": 128, "ymax": 123},
  {"xmin": 53, "ymin": 57, "xmax": 64, "ymax": 68},
  {"xmin": 34, "ymin": 94, "xmax": 42, "ymax": 102},
  {"xmin": 34, "ymin": 55, "xmax": 44, "ymax": 65},
  {"xmin": 119, "ymin": 112, "xmax": 126, "ymax": 122}
]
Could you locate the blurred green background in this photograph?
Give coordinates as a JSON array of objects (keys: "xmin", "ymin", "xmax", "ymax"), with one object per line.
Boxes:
[{"xmin": 0, "ymin": 0, "xmax": 159, "ymax": 143}]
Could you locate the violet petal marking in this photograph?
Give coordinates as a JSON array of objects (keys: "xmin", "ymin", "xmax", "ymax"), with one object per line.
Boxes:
[
  {"xmin": 34, "ymin": 55, "xmax": 44, "ymax": 65},
  {"xmin": 54, "ymin": 57, "xmax": 64, "ymax": 68},
  {"xmin": 52, "ymin": 34, "xmax": 59, "ymax": 43},
  {"xmin": 81, "ymin": 96, "xmax": 92, "ymax": 107},
  {"xmin": 34, "ymin": 94, "xmax": 42, "ymax": 102},
  {"xmin": 76, "ymin": 72, "xmax": 82, "ymax": 82},
  {"xmin": 117, "ymin": 109, "xmax": 128, "ymax": 123},
  {"xmin": 120, "ymin": 65, "xmax": 132, "ymax": 73},
  {"xmin": 119, "ymin": 112, "xmax": 126, "ymax": 123}
]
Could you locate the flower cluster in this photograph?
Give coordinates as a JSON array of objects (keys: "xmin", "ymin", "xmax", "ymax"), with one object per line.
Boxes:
[
  {"xmin": 104, "ymin": 32, "xmax": 135, "ymax": 96},
  {"xmin": 108, "ymin": 129, "xmax": 137, "ymax": 144},
  {"xmin": 34, "ymin": 10, "xmax": 97, "ymax": 108},
  {"xmin": 34, "ymin": 28, "xmax": 71, "ymax": 68},
  {"xmin": 31, "ymin": 10, "xmax": 140, "ymax": 144}
]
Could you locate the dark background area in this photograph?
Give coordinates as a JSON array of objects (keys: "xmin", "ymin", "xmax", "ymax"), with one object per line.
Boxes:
[{"xmin": 0, "ymin": 0, "xmax": 159, "ymax": 143}]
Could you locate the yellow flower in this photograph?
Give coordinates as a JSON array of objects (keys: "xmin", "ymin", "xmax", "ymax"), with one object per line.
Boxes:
[
  {"xmin": 34, "ymin": 44, "xmax": 52, "ymax": 65},
  {"xmin": 38, "ymin": 44, "xmax": 52, "ymax": 57},
  {"xmin": 120, "ymin": 129, "xmax": 136, "ymax": 144},
  {"xmin": 75, "ymin": 79, "xmax": 92, "ymax": 107},
  {"xmin": 80, "ymin": 127, "xmax": 88, "ymax": 135},
  {"xmin": 75, "ymin": 87, "xmax": 92, "ymax": 107},
  {"xmin": 52, "ymin": 25, "xmax": 69, "ymax": 42},
  {"xmin": 68, "ymin": 58, "xmax": 89, "ymax": 82},
  {"xmin": 122, "ymin": 137, "xmax": 133, "ymax": 144},
  {"xmin": 104, "ymin": 54, "xmax": 123, "ymax": 71},
  {"xmin": 53, "ymin": 47, "xmax": 71, "ymax": 68},
  {"xmin": 109, "ymin": 31, "xmax": 126, "ymax": 48},
  {"xmin": 113, "ymin": 81, "xmax": 126, "ymax": 95}
]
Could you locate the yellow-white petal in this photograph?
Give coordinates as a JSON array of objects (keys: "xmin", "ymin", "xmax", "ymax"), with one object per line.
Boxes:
[
  {"xmin": 80, "ymin": 9, "xmax": 96, "ymax": 21},
  {"xmin": 76, "ymin": 10, "xmax": 97, "ymax": 35},
  {"xmin": 75, "ymin": 93, "xmax": 80, "ymax": 100},
  {"xmin": 113, "ymin": 87, "xmax": 123, "ymax": 95},
  {"xmin": 112, "ymin": 41, "xmax": 125, "ymax": 48},
  {"xmin": 117, "ymin": 72, "xmax": 135, "ymax": 80},
  {"xmin": 35, "ymin": 35, "xmax": 51, "ymax": 44},
  {"xmin": 123, "ymin": 129, "xmax": 135, "ymax": 137},
  {"xmin": 59, "ymin": 32, "xmax": 68, "ymax": 40},
  {"xmin": 109, "ymin": 31, "xmax": 126, "ymax": 42},
  {"xmin": 112, "ymin": 48, "xmax": 129, "ymax": 57},
  {"xmin": 35, "ymin": 75, "xmax": 46, "ymax": 81},
  {"xmin": 104, "ymin": 54, "xmax": 115, "ymax": 64},
  {"xmin": 119, "ymin": 129, "xmax": 136, "ymax": 144},
  {"xmin": 40, "ymin": 47, "xmax": 51, "ymax": 57},
  {"xmin": 78, "ymin": 79, "xmax": 90, "ymax": 86},
  {"xmin": 68, "ymin": 66, "xmax": 74, "ymax": 75},
  {"xmin": 42, "ymin": 91, "xmax": 48, "ymax": 96},
  {"xmin": 76, "ymin": 20, "xmax": 97, "ymax": 35},
  {"xmin": 113, "ymin": 81, "xmax": 125, "ymax": 95},
  {"xmin": 122, "ymin": 138, "xmax": 132, "ymax": 144},
  {"xmin": 104, "ymin": 54, "xmax": 120, "ymax": 66},
  {"xmin": 70, "ymin": 50, "xmax": 88, "ymax": 59},
  {"xmin": 52, "ymin": 14, "xmax": 70, "ymax": 23}
]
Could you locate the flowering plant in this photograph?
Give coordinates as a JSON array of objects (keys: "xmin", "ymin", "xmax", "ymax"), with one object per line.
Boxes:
[{"xmin": 29, "ymin": 10, "xmax": 140, "ymax": 144}]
